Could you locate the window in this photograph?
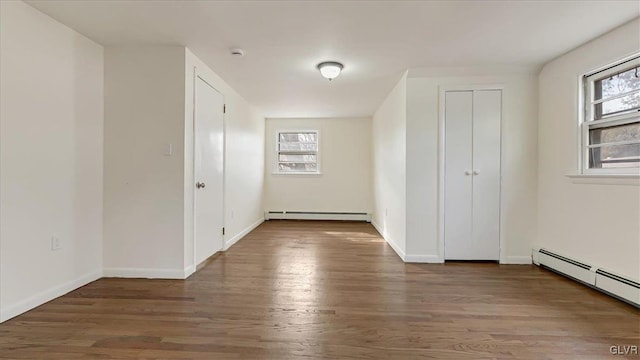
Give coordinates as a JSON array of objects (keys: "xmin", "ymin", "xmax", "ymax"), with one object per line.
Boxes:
[
  {"xmin": 276, "ymin": 131, "xmax": 319, "ymax": 173},
  {"xmin": 583, "ymin": 55, "xmax": 640, "ymax": 174}
]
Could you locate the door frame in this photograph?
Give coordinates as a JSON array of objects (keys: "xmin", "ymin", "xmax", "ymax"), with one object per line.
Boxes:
[
  {"xmin": 192, "ymin": 67, "xmax": 226, "ymax": 269},
  {"xmin": 437, "ymin": 84, "xmax": 504, "ymax": 263}
]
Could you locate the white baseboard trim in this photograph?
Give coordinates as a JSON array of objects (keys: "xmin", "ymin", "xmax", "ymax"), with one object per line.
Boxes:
[
  {"xmin": 404, "ymin": 254, "xmax": 444, "ymax": 263},
  {"xmin": 103, "ymin": 267, "xmax": 186, "ymax": 279},
  {"xmin": 265, "ymin": 211, "xmax": 371, "ymax": 222},
  {"xmin": 371, "ymin": 221, "xmax": 405, "ymax": 261},
  {"xmin": 224, "ymin": 217, "xmax": 264, "ymax": 251},
  {"xmin": 0, "ymin": 270, "xmax": 102, "ymax": 323},
  {"xmin": 531, "ymin": 246, "xmax": 541, "ymax": 265},
  {"xmin": 501, "ymin": 255, "xmax": 533, "ymax": 264},
  {"xmin": 183, "ymin": 264, "xmax": 195, "ymax": 279}
]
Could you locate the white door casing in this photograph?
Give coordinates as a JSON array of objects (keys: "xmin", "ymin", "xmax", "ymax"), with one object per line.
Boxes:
[{"xmin": 194, "ymin": 76, "xmax": 224, "ymax": 266}]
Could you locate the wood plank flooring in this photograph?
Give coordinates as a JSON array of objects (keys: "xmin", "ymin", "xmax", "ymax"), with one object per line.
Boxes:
[{"xmin": 1, "ymin": 220, "xmax": 638, "ymax": 359}]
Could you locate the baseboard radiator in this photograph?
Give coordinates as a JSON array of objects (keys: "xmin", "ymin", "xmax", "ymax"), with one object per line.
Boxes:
[
  {"xmin": 534, "ymin": 248, "xmax": 639, "ymax": 307},
  {"xmin": 265, "ymin": 211, "xmax": 371, "ymax": 222}
]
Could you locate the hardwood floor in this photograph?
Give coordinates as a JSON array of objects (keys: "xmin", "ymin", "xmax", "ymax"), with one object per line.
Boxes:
[{"xmin": 1, "ymin": 220, "xmax": 638, "ymax": 359}]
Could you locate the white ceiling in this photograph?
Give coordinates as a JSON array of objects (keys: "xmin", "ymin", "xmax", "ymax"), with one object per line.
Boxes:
[{"xmin": 27, "ymin": 0, "xmax": 639, "ymax": 118}]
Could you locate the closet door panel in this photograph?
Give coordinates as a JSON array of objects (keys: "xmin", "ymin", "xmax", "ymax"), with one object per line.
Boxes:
[
  {"xmin": 444, "ymin": 91, "xmax": 473, "ymax": 260},
  {"xmin": 471, "ymin": 90, "xmax": 501, "ymax": 260}
]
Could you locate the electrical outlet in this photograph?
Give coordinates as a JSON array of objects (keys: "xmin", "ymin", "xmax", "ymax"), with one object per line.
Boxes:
[{"xmin": 51, "ymin": 236, "xmax": 61, "ymax": 251}]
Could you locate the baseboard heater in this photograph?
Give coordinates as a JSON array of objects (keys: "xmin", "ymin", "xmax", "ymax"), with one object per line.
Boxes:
[
  {"xmin": 534, "ymin": 248, "xmax": 639, "ymax": 307},
  {"xmin": 265, "ymin": 211, "xmax": 371, "ymax": 222}
]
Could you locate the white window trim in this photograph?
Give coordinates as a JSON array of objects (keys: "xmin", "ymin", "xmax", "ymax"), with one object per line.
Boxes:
[
  {"xmin": 272, "ymin": 129, "xmax": 322, "ymax": 175},
  {"xmin": 576, "ymin": 53, "xmax": 640, "ymax": 178},
  {"xmin": 566, "ymin": 173, "xmax": 640, "ymax": 186}
]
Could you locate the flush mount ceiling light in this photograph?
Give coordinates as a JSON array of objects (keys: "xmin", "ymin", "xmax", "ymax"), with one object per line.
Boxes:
[{"xmin": 317, "ymin": 61, "xmax": 344, "ymax": 81}]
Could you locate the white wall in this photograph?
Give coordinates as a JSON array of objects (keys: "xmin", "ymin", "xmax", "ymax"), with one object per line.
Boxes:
[
  {"xmin": 0, "ymin": 1, "xmax": 104, "ymax": 321},
  {"xmin": 264, "ymin": 117, "xmax": 372, "ymax": 214},
  {"xmin": 405, "ymin": 68, "xmax": 539, "ymax": 263},
  {"xmin": 537, "ymin": 19, "xmax": 640, "ymax": 281},
  {"xmin": 372, "ymin": 73, "xmax": 408, "ymax": 257},
  {"xmin": 103, "ymin": 46, "xmax": 187, "ymax": 278},
  {"xmin": 184, "ymin": 49, "xmax": 265, "ymax": 271},
  {"xmin": 104, "ymin": 47, "xmax": 265, "ymax": 278}
]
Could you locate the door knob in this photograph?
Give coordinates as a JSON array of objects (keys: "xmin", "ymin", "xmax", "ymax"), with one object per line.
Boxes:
[
  {"xmin": 473, "ymin": 170, "xmax": 479, "ymax": 175},
  {"xmin": 464, "ymin": 171, "xmax": 472, "ymax": 176},
  {"xmin": 196, "ymin": 182, "xmax": 206, "ymax": 189}
]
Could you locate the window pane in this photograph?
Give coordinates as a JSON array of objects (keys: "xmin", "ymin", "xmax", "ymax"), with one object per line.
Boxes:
[
  {"xmin": 278, "ymin": 154, "xmax": 316, "ymax": 162},
  {"xmin": 300, "ymin": 133, "xmax": 317, "ymax": 142},
  {"xmin": 279, "ymin": 133, "xmax": 298, "ymax": 142},
  {"xmin": 594, "ymin": 91, "xmax": 640, "ymax": 119},
  {"xmin": 278, "ymin": 132, "xmax": 318, "ymax": 151},
  {"xmin": 589, "ymin": 122, "xmax": 640, "ymax": 145},
  {"xmin": 598, "ymin": 66, "xmax": 640, "ymax": 100},
  {"xmin": 279, "ymin": 132, "xmax": 317, "ymax": 143},
  {"xmin": 589, "ymin": 143, "xmax": 640, "ymax": 169},
  {"xmin": 278, "ymin": 162, "xmax": 318, "ymax": 172},
  {"xmin": 278, "ymin": 142, "xmax": 318, "ymax": 151}
]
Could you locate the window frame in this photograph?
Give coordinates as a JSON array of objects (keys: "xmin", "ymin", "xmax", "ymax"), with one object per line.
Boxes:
[
  {"xmin": 273, "ymin": 129, "xmax": 321, "ymax": 175},
  {"xmin": 581, "ymin": 54, "xmax": 640, "ymax": 175}
]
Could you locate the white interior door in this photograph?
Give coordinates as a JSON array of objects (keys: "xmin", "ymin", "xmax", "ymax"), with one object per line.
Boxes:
[
  {"xmin": 194, "ymin": 76, "xmax": 224, "ymax": 266},
  {"xmin": 444, "ymin": 91, "xmax": 474, "ymax": 260},
  {"xmin": 444, "ymin": 89, "xmax": 501, "ymax": 260},
  {"xmin": 471, "ymin": 90, "xmax": 501, "ymax": 260}
]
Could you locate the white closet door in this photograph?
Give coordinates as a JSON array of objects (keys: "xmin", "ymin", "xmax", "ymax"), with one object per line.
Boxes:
[
  {"xmin": 444, "ymin": 89, "xmax": 501, "ymax": 260},
  {"xmin": 194, "ymin": 76, "xmax": 224, "ymax": 266},
  {"xmin": 444, "ymin": 91, "xmax": 474, "ymax": 260},
  {"xmin": 471, "ymin": 90, "xmax": 501, "ymax": 260}
]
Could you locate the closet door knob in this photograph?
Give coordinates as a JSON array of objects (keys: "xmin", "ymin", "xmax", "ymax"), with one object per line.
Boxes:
[
  {"xmin": 464, "ymin": 170, "xmax": 472, "ymax": 176},
  {"xmin": 473, "ymin": 170, "xmax": 479, "ymax": 175}
]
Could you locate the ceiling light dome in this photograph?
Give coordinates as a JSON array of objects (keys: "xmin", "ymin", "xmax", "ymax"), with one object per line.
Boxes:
[{"xmin": 317, "ymin": 61, "xmax": 343, "ymax": 81}]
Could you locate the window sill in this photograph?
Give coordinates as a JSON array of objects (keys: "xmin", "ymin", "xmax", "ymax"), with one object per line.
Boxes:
[
  {"xmin": 566, "ymin": 174, "xmax": 640, "ymax": 186},
  {"xmin": 271, "ymin": 172, "xmax": 323, "ymax": 176}
]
